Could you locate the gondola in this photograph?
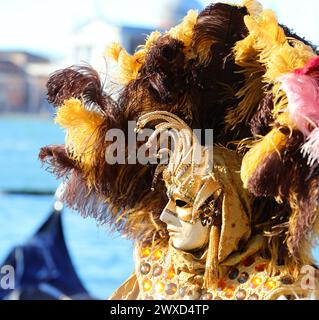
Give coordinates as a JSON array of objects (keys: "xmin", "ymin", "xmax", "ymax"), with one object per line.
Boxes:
[{"xmin": 0, "ymin": 188, "xmax": 94, "ymax": 300}]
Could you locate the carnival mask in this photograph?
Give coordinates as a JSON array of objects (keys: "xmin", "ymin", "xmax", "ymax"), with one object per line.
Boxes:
[
  {"xmin": 159, "ymin": 159, "xmax": 222, "ymax": 252},
  {"xmin": 136, "ymin": 111, "xmax": 252, "ymax": 260},
  {"xmin": 160, "ymin": 200, "xmax": 210, "ymax": 252}
]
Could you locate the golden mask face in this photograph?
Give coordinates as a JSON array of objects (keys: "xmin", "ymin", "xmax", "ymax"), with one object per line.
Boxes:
[
  {"xmin": 160, "ymin": 196, "xmax": 211, "ymax": 252},
  {"xmin": 170, "ymin": 189, "xmax": 193, "ymax": 223},
  {"xmin": 165, "ymin": 174, "xmax": 222, "ymax": 223}
]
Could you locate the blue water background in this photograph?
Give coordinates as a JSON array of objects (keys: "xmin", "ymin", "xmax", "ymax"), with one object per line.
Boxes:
[{"xmin": 0, "ymin": 115, "xmax": 134, "ymax": 299}]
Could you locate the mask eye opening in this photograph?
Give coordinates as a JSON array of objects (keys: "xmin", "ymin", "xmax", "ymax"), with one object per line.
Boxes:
[{"xmin": 175, "ymin": 199, "xmax": 189, "ymax": 208}]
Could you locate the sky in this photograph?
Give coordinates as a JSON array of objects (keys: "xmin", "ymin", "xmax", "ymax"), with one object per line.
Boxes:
[{"xmin": 0, "ymin": 0, "xmax": 318, "ymax": 59}]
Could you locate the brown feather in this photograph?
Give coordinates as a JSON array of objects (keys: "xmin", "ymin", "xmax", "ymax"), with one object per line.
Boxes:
[
  {"xmin": 250, "ymin": 92, "xmax": 274, "ymax": 136},
  {"xmin": 47, "ymin": 65, "xmax": 116, "ymax": 115},
  {"xmin": 189, "ymin": 3, "xmax": 250, "ymax": 142},
  {"xmin": 39, "ymin": 144, "xmax": 76, "ymax": 178}
]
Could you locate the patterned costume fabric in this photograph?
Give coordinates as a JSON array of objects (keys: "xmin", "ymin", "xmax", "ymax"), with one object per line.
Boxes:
[{"xmin": 133, "ymin": 242, "xmax": 298, "ymax": 300}]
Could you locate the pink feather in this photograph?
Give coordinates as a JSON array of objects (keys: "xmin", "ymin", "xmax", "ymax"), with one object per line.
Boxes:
[
  {"xmin": 277, "ymin": 56, "xmax": 319, "ymax": 165},
  {"xmin": 278, "ymin": 73, "xmax": 319, "ymax": 135},
  {"xmin": 295, "ymin": 56, "xmax": 319, "ymax": 76},
  {"xmin": 301, "ymin": 127, "xmax": 319, "ymax": 166}
]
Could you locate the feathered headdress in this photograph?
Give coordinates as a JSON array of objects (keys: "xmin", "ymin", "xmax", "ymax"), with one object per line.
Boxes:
[
  {"xmin": 40, "ymin": 0, "xmax": 319, "ymax": 279},
  {"xmin": 232, "ymin": 4, "xmax": 319, "ymax": 274},
  {"xmin": 40, "ymin": 1, "xmax": 252, "ymax": 243}
]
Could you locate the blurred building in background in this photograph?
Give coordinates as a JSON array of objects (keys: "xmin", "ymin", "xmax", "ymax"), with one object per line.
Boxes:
[
  {"xmin": 0, "ymin": 0, "xmax": 203, "ymax": 114},
  {"xmin": 159, "ymin": 0, "xmax": 203, "ymax": 29},
  {"xmin": 70, "ymin": 16, "xmax": 154, "ymax": 68},
  {"xmin": 0, "ymin": 51, "xmax": 52, "ymax": 114},
  {"xmin": 71, "ymin": 0, "xmax": 203, "ymax": 66}
]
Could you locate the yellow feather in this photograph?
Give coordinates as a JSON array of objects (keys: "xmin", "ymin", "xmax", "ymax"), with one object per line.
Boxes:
[
  {"xmin": 264, "ymin": 41, "xmax": 315, "ymax": 84},
  {"xmin": 105, "ymin": 42, "xmax": 123, "ymax": 62},
  {"xmin": 242, "ymin": 10, "xmax": 315, "ymax": 85},
  {"xmin": 244, "ymin": 10, "xmax": 286, "ymax": 45},
  {"xmin": 233, "ymin": 33, "xmax": 257, "ymax": 64},
  {"xmin": 227, "ymin": 34, "xmax": 265, "ymax": 129},
  {"xmin": 225, "ymin": 59, "xmax": 265, "ymax": 129},
  {"xmin": 105, "ymin": 32, "xmax": 161, "ymax": 85},
  {"xmin": 231, "ymin": 8, "xmax": 315, "ymax": 131},
  {"xmin": 134, "ymin": 31, "xmax": 161, "ymax": 57},
  {"xmin": 143, "ymin": 31, "xmax": 161, "ymax": 50},
  {"xmin": 54, "ymin": 98, "xmax": 104, "ymax": 170},
  {"xmin": 241, "ymin": 127, "xmax": 288, "ymax": 188},
  {"xmin": 105, "ymin": 10, "xmax": 198, "ymax": 84},
  {"xmin": 231, "ymin": 4, "xmax": 318, "ymax": 275},
  {"xmin": 272, "ymin": 83, "xmax": 288, "ymax": 117},
  {"xmin": 168, "ymin": 9, "xmax": 198, "ymax": 54},
  {"xmin": 240, "ymin": 112, "xmax": 296, "ymax": 189},
  {"xmin": 242, "ymin": 0, "xmax": 263, "ymax": 15},
  {"xmin": 117, "ymin": 49, "xmax": 143, "ymax": 84}
]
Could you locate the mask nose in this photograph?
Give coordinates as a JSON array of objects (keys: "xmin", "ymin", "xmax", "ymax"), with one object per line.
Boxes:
[{"xmin": 160, "ymin": 200, "xmax": 178, "ymax": 225}]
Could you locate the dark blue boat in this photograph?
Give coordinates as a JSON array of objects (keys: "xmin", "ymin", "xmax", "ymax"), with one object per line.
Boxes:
[{"xmin": 0, "ymin": 197, "xmax": 94, "ymax": 300}]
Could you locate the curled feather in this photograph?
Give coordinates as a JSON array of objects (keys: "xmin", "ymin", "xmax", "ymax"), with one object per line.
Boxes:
[
  {"xmin": 39, "ymin": 144, "xmax": 76, "ymax": 178},
  {"xmin": 47, "ymin": 65, "xmax": 115, "ymax": 114}
]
